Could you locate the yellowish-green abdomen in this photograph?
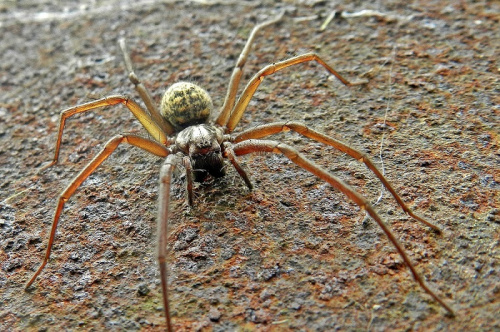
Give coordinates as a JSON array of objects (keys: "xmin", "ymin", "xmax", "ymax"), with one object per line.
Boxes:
[{"xmin": 160, "ymin": 82, "xmax": 213, "ymax": 130}]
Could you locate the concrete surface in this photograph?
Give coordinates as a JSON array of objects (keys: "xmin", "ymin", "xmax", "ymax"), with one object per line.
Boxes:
[{"xmin": 0, "ymin": 0, "xmax": 498, "ymax": 331}]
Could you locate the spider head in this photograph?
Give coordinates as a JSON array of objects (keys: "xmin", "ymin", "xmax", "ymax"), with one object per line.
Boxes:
[
  {"xmin": 176, "ymin": 124, "xmax": 226, "ymax": 182},
  {"xmin": 160, "ymin": 82, "xmax": 213, "ymax": 130}
]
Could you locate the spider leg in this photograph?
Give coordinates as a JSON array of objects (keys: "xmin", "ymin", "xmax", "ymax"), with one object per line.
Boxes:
[
  {"xmin": 119, "ymin": 38, "xmax": 176, "ymax": 135},
  {"xmin": 43, "ymin": 95, "xmax": 169, "ymax": 170},
  {"xmin": 216, "ymin": 11, "xmax": 284, "ymax": 127},
  {"xmin": 25, "ymin": 134, "xmax": 169, "ymax": 289},
  {"xmin": 222, "ymin": 142, "xmax": 253, "ymax": 190},
  {"xmin": 158, "ymin": 153, "xmax": 180, "ymax": 332},
  {"xmin": 233, "ymin": 121, "xmax": 441, "ymax": 232},
  {"xmin": 231, "ymin": 138, "xmax": 455, "ymax": 316},
  {"xmin": 182, "ymin": 155, "xmax": 194, "ymax": 206},
  {"xmin": 224, "ymin": 53, "xmax": 355, "ymax": 132}
]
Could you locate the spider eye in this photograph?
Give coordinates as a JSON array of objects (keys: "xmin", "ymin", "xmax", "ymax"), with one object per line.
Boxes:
[{"xmin": 160, "ymin": 82, "xmax": 213, "ymax": 129}]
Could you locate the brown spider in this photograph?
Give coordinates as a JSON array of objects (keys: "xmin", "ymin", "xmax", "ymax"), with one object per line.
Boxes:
[{"xmin": 25, "ymin": 12, "xmax": 454, "ymax": 330}]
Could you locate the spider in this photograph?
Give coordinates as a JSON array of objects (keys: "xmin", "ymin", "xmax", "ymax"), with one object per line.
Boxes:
[{"xmin": 25, "ymin": 12, "xmax": 454, "ymax": 330}]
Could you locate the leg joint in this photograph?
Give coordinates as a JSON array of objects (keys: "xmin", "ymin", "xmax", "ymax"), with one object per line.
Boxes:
[
  {"xmin": 275, "ymin": 142, "xmax": 298, "ymax": 160},
  {"xmin": 283, "ymin": 120, "xmax": 308, "ymax": 134}
]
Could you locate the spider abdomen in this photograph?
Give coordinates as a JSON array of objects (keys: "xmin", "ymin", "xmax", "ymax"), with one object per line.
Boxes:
[{"xmin": 160, "ymin": 82, "xmax": 213, "ymax": 129}]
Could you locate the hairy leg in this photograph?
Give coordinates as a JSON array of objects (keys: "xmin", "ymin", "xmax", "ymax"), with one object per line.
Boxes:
[
  {"xmin": 44, "ymin": 95, "xmax": 169, "ymax": 170},
  {"xmin": 157, "ymin": 154, "xmax": 180, "ymax": 332},
  {"xmin": 26, "ymin": 135, "xmax": 169, "ymax": 288},
  {"xmin": 233, "ymin": 121, "xmax": 441, "ymax": 232},
  {"xmin": 119, "ymin": 38, "xmax": 175, "ymax": 135},
  {"xmin": 231, "ymin": 138, "xmax": 454, "ymax": 315},
  {"xmin": 225, "ymin": 53, "xmax": 355, "ymax": 132},
  {"xmin": 216, "ymin": 11, "xmax": 284, "ymax": 127}
]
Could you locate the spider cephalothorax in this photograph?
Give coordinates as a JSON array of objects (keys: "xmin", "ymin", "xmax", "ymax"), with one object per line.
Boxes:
[
  {"xmin": 26, "ymin": 12, "xmax": 454, "ymax": 332},
  {"xmin": 174, "ymin": 122, "xmax": 226, "ymax": 182}
]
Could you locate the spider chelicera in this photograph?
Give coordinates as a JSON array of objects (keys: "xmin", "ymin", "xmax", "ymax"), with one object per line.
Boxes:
[{"xmin": 25, "ymin": 12, "xmax": 454, "ymax": 330}]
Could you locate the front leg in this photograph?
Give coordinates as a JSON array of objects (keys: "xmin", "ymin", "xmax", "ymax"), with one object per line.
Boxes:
[{"xmin": 157, "ymin": 153, "xmax": 180, "ymax": 332}]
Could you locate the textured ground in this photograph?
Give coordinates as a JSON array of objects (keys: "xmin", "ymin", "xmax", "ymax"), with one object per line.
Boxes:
[{"xmin": 0, "ymin": 0, "xmax": 498, "ymax": 331}]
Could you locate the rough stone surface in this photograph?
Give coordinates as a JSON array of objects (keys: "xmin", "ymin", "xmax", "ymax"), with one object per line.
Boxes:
[{"xmin": 0, "ymin": 1, "xmax": 498, "ymax": 331}]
